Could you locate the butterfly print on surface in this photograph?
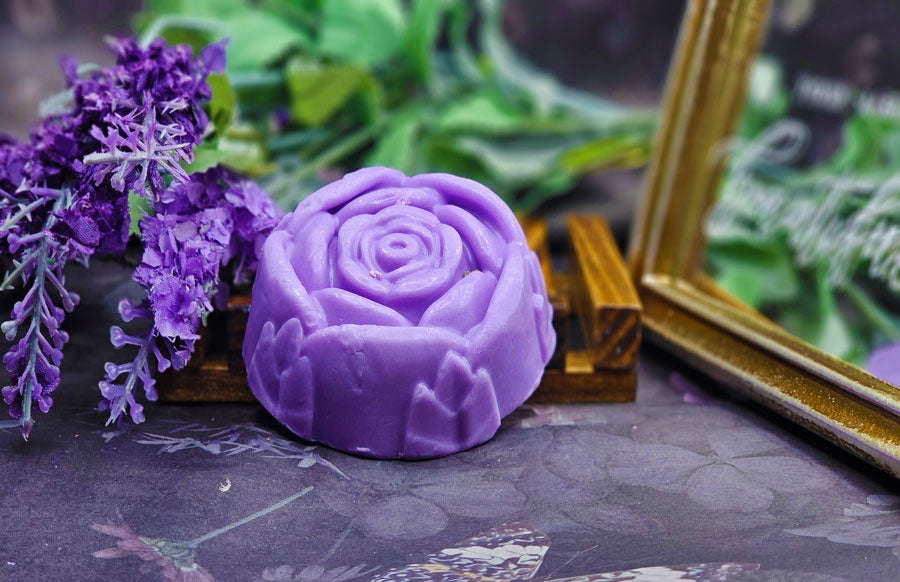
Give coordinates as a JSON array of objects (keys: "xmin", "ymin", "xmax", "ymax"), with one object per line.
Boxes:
[{"xmin": 367, "ymin": 523, "xmax": 757, "ymax": 581}]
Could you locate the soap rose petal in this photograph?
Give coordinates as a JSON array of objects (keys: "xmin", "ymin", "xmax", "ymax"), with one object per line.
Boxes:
[
  {"xmin": 312, "ymin": 288, "xmax": 410, "ymax": 327},
  {"xmin": 407, "ymin": 173, "xmax": 524, "ymax": 245},
  {"xmin": 434, "ymin": 205, "xmax": 504, "ymax": 275},
  {"xmin": 404, "ymin": 352, "xmax": 501, "ymax": 458},
  {"xmin": 285, "ymin": 167, "xmax": 405, "ymax": 229},
  {"xmin": 244, "ymin": 167, "xmax": 555, "ymax": 459},
  {"xmin": 419, "ymin": 270, "xmax": 497, "ymax": 335},
  {"xmin": 246, "ymin": 318, "xmax": 315, "ymax": 437},
  {"xmin": 467, "ymin": 242, "xmax": 547, "ymax": 417},
  {"xmin": 289, "ymin": 211, "xmax": 338, "ymax": 292},
  {"xmin": 334, "ymin": 186, "xmax": 443, "ymax": 223},
  {"xmin": 525, "ymin": 250, "xmax": 556, "ymax": 362},
  {"xmin": 242, "ymin": 230, "xmax": 326, "ymax": 361}
]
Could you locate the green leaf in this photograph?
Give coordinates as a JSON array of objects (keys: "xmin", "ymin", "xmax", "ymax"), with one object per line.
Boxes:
[
  {"xmin": 348, "ymin": 73, "xmax": 385, "ymax": 126},
  {"xmin": 223, "ymin": 9, "xmax": 310, "ymax": 73},
  {"xmin": 444, "ymin": 136, "xmax": 575, "ymax": 186},
  {"xmin": 284, "ymin": 58, "xmax": 364, "ymax": 126},
  {"xmin": 405, "ymin": 0, "xmax": 448, "ymax": 84},
  {"xmin": 259, "ymin": 0, "xmax": 320, "ymax": 30},
  {"xmin": 135, "ymin": 0, "xmax": 239, "ymax": 28},
  {"xmin": 448, "ymin": 0, "xmax": 481, "ymax": 82},
  {"xmin": 781, "ymin": 268, "xmax": 865, "ymax": 365},
  {"xmin": 364, "ymin": 110, "xmax": 421, "ymax": 172},
  {"xmin": 216, "ymin": 136, "xmax": 273, "ymax": 176},
  {"xmin": 317, "ymin": 0, "xmax": 407, "ymax": 66},
  {"xmin": 516, "ymin": 171, "xmax": 577, "ymax": 213},
  {"xmin": 207, "ymin": 73, "xmax": 236, "ymax": 136},
  {"xmin": 128, "ymin": 191, "xmax": 151, "ymax": 237},
  {"xmin": 707, "ymin": 239, "xmax": 800, "ymax": 309},
  {"xmin": 560, "ymin": 134, "xmax": 651, "ymax": 173},
  {"xmin": 134, "ymin": 0, "xmax": 244, "ymax": 49},
  {"xmin": 476, "ymin": 0, "xmax": 617, "ymax": 117},
  {"xmin": 183, "ymin": 144, "xmax": 229, "ymax": 174},
  {"xmin": 434, "ymin": 92, "xmax": 524, "ymax": 134}
]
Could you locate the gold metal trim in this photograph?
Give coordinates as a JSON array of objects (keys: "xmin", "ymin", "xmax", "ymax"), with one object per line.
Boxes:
[{"xmin": 629, "ymin": 0, "xmax": 900, "ymax": 477}]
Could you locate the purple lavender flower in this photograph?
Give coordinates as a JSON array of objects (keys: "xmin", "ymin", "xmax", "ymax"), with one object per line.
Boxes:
[
  {"xmin": 97, "ymin": 299, "xmax": 192, "ymax": 424},
  {"xmin": 75, "ymin": 37, "xmax": 225, "ymax": 200},
  {"xmin": 156, "ymin": 167, "xmax": 284, "ymax": 283},
  {"xmin": 2, "ymin": 36, "xmax": 226, "ymax": 435},
  {"xmin": 99, "ymin": 167, "xmax": 282, "ymax": 424},
  {"xmin": 1, "ymin": 186, "xmax": 84, "ymax": 437},
  {"xmin": 0, "ymin": 135, "xmax": 30, "ymax": 196}
]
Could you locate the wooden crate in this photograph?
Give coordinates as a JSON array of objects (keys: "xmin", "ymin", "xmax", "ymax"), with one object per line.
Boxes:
[{"xmin": 156, "ymin": 215, "xmax": 640, "ymax": 403}]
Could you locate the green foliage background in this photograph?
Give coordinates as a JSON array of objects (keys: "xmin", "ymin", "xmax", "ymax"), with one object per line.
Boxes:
[
  {"xmin": 134, "ymin": 0, "xmax": 655, "ymax": 213},
  {"xmin": 707, "ymin": 59, "xmax": 900, "ymax": 368}
]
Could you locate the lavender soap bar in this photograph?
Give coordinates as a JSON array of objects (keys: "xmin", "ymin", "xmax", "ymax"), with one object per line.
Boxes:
[{"xmin": 243, "ymin": 167, "xmax": 555, "ymax": 459}]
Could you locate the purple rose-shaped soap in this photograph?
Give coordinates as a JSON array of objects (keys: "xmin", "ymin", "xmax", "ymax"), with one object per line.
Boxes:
[{"xmin": 243, "ymin": 167, "xmax": 555, "ymax": 459}]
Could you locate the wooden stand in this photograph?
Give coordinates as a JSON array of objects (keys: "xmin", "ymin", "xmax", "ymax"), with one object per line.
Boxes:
[{"xmin": 156, "ymin": 215, "xmax": 641, "ymax": 403}]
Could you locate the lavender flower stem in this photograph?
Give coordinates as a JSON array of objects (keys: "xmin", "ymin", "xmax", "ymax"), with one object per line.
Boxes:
[
  {"xmin": 1, "ymin": 198, "xmax": 50, "ymax": 231},
  {"xmin": 18, "ymin": 236, "xmax": 48, "ymax": 437},
  {"xmin": 186, "ymin": 486, "xmax": 313, "ymax": 548},
  {"xmin": 0, "ymin": 256, "xmax": 35, "ymax": 291},
  {"xmin": 106, "ymin": 327, "xmax": 155, "ymax": 425}
]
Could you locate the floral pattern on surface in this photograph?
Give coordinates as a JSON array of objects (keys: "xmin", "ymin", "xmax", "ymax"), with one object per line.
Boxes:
[
  {"xmin": 787, "ymin": 494, "xmax": 900, "ymax": 557},
  {"xmin": 93, "ymin": 522, "xmax": 214, "ymax": 582},
  {"xmin": 608, "ymin": 426, "xmax": 834, "ymax": 512},
  {"xmin": 317, "ymin": 454, "xmax": 526, "ymax": 540},
  {"xmin": 256, "ymin": 564, "xmax": 380, "ymax": 582},
  {"xmin": 93, "ymin": 488, "xmax": 313, "ymax": 582},
  {"xmin": 511, "ymin": 427, "xmax": 662, "ymax": 535},
  {"xmin": 285, "ymin": 522, "xmax": 767, "ymax": 581},
  {"xmin": 133, "ymin": 422, "xmax": 347, "ymax": 478}
]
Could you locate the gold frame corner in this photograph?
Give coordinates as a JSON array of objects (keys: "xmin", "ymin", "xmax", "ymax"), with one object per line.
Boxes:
[{"xmin": 628, "ymin": 0, "xmax": 900, "ymax": 477}]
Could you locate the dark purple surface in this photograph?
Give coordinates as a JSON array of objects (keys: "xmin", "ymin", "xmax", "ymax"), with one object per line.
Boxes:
[
  {"xmin": 1, "ymin": 260, "xmax": 898, "ymax": 582},
  {"xmin": 244, "ymin": 168, "xmax": 555, "ymax": 459}
]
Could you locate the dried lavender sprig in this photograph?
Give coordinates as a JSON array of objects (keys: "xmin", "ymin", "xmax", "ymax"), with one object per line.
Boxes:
[
  {"xmin": 83, "ymin": 101, "xmax": 194, "ymax": 199},
  {"xmin": 100, "ymin": 168, "xmax": 281, "ymax": 425},
  {"xmin": 1, "ymin": 189, "xmax": 82, "ymax": 437},
  {"xmin": 2, "ymin": 37, "xmax": 226, "ymax": 435},
  {"xmin": 99, "ymin": 298, "xmax": 192, "ymax": 424},
  {"xmin": 134, "ymin": 422, "xmax": 348, "ymax": 479}
]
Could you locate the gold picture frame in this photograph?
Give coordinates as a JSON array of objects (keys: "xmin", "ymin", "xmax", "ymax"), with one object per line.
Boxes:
[{"xmin": 628, "ymin": 0, "xmax": 900, "ymax": 477}]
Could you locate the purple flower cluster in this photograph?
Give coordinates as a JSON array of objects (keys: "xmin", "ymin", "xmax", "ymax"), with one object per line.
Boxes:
[
  {"xmin": 0, "ymin": 186, "xmax": 82, "ymax": 437},
  {"xmin": 155, "ymin": 166, "xmax": 284, "ymax": 284},
  {"xmin": 1, "ymin": 36, "xmax": 275, "ymax": 435},
  {"xmin": 1, "ymin": 131, "xmax": 89, "ymax": 436},
  {"xmin": 77, "ymin": 38, "xmax": 224, "ymax": 198},
  {"xmin": 99, "ymin": 167, "xmax": 282, "ymax": 424}
]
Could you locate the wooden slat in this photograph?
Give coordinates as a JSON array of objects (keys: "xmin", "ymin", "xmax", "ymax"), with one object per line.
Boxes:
[
  {"xmin": 519, "ymin": 215, "xmax": 568, "ymax": 317},
  {"xmin": 530, "ymin": 368, "xmax": 636, "ymax": 403},
  {"xmin": 226, "ymin": 294, "xmax": 250, "ymax": 374},
  {"xmin": 157, "ymin": 356, "xmax": 256, "ymax": 402},
  {"xmin": 567, "ymin": 215, "xmax": 641, "ymax": 371}
]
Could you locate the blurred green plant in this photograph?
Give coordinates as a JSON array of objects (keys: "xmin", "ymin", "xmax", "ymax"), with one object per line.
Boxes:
[
  {"xmin": 707, "ymin": 58, "xmax": 900, "ymax": 368},
  {"xmin": 133, "ymin": 0, "xmax": 655, "ymax": 212}
]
